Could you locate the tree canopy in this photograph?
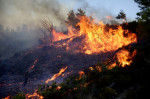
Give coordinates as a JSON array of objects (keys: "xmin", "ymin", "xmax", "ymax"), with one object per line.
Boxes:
[
  {"xmin": 134, "ymin": 0, "xmax": 150, "ymax": 22},
  {"xmin": 66, "ymin": 9, "xmax": 85, "ymax": 29},
  {"xmin": 116, "ymin": 10, "xmax": 127, "ymax": 23}
]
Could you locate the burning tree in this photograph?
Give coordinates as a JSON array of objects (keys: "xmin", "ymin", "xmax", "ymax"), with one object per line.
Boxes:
[{"xmin": 66, "ymin": 8, "xmax": 85, "ymax": 30}]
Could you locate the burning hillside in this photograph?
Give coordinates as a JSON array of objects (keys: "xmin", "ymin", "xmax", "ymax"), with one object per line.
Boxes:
[
  {"xmin": 41, "ymin": 15, "xmax": 137, "ymax": 67},
  {"xmin": 0, "ymin": 10, "xmax": 137, "ymax": 98}
]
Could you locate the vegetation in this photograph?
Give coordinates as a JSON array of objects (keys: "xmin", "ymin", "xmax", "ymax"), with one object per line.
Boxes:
[
  {"xmin": 12, "ymin": 93, "xmax": 25, "ymax": 99},
  {"xmin": 34, "ymin": 59, "xmax": 148, "ymax": 99},
  {"xmin": 13, "ymin": 0, "xmax": 150, "ymax": 99},
  {"xmin": 66, "ymin": 8, "xmax": 85, "ymax": 29},
  {"xmin": 116, "ymin": 10, "xmax": 127, "ymax": 23}
]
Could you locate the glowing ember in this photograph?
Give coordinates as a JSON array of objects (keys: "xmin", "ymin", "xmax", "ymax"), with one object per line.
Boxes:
[
  {"xmin": 45, "ymin": 66, "xmax": 68, "ymax": 83},
  {"xmin": 96, "ymin": 66, "xmax": 102, "ymax": 72},
  {"xmin": 56, "ymin": 86, "xmax": 61, "ymax": 90},
  {"xmin": 29, "ymin": 58, "xmax": 39, "ymax": 71},
  {"xmin": 79, "ymin": 71, "xmax": 85, "ymax": 80},
  {"xmin": 26, "ymin": 90, "xmax": 43, "ymax": 99},
  {"xmin": 89, "ymin": 67, "xmax": 94, "ymax": 70}
]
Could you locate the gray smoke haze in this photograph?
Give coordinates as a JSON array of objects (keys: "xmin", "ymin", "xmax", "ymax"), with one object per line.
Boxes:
[
  {"xmin": 0, "ymin": 0, "xmax": 71, "ymax": 29},
  {"xmin": 0, "ymin": 0, "xmax": 114, "ymax": 59},
  {"xmin": 0, "ymin": 0, "xmax": 112, "ymax": 28},
  {"xmin": 0, "ymin": 25, "xmax": 40, "ymax": 59}
]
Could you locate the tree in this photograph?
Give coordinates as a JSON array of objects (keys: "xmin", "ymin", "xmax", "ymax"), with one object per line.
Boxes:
[
  {"xmin": 66, "ymin": 9, "xmax": 85, "ymax": 29},
  {"xmin": 134, "ymin": 0, "xmax": 150, "ymax": 39},
  {"xmin": 76, "ymin": 8, "xmax": 85, "ymax": 17},
  {"xmin": 116, "ymin": 10, "xmax": 127, "ymax": 23},
  {"xmin": 134, "ymin": 0, "xmax": 150, "ymax": 22}
]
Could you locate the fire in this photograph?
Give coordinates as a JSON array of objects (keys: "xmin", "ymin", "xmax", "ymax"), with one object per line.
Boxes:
[
  {"xmin": 29, "ymin": 58, "xmax": 39, "ymax": 71},
  {"xmin": 77, "ymin": 16, "xmax": 137, "ymax": 54},
  {"xmin": 89, "ymin": 67, "xmax": 94, "ymax": 70},
  {"xmin": 52, "ymin": 29, "xmax": 68, "ymax": 42},
  {"xmin": 106, "ymin": 16, "xmax": 113, "ymax": 19},
  {"xmin": 116, "ymin": 49, "xmax": 136, "ymax": 66},
  {"xmin": 79, "ymin": 71, "xmax": 85, "ymax": 80},
  {"xmin": 108, "ymin": 49, "xmax": 137, "ymax": 69},
  {"xmin": 43, "ymin": 15, "xmax": 137, "ymax": 56},
  {"xmin": 26, "ymin": 90, "xmax": 43, "ymax": 99},
  {"xmin": 56, "ymin": 85, "xmax": 61, "ymax": 90},
  {"xmin": 45, "ymin": 66, "xmax": 68, "ymax": 83}
]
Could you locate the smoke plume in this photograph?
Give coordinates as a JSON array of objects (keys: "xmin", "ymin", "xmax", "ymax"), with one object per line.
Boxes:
[{"xmin": 0, "ymin": 0, "xmax": 113, "ymax": 59}]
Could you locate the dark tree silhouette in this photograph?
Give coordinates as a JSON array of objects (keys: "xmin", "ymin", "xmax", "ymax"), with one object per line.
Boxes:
[
  {"xmin": 116, "ymin": 10, "xmax": 127, "ymax": 23},
  {"xmin": 76, "ymin": 8, "xmax": 85, "ymax": 17},
  {"xmin": 134, "ymin": 0, "xmax": 150, "ymax": 39},
  {"xmin": 66, "ymin": 9, "xmax": 85, "ymax": 29},
  {"xmin": 134, "ymin": 0, "xmax": 150, "ymax": 22}
]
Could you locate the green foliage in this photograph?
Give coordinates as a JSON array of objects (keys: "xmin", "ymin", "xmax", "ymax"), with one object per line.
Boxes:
[
  {"xmin": 134, "ymin": 0, "xmax": 150, "ymax": 22},
  {"xmin": 12, "ymin": 93, "xmax": 25, "ymax": 99},
  {"xmin": 37, "ymin": 61, "xmax": 145, "ymax": 99}
]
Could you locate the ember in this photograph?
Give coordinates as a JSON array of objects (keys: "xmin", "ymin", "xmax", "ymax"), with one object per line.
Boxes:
[
  {"xmin": 45, "ymin": 66, "xmax": 68, "ymax": 83},
  {"xmin": 26, "ymin": 90, "xmax": 43, "ymax": 99}
]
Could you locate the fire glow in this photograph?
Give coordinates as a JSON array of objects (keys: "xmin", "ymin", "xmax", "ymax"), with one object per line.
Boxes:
[
  {"xmin": 49, "ymin": 15, "xmax": 137, "ymax": 67},
  {"xmin": 51, "ymin": 16, "xmax": 137, "ymax": 54},
  {"xmin": 26, "ymin": 90, "xmax": 43, "ymax": 99},
  {"xmin": 45, "ymin": 66, "xmax": 68, "ymax": 83},
  {"xmin": 2, "ymin": 14, "xmax": 137, "ymax": 99}
]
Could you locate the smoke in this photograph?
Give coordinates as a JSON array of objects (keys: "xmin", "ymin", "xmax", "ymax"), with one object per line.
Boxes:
[
  {"xmin": 0, "ymin": 0, "xmax": 113, "ymax": 28},
  {"xmin": 0, "ymin": 25, "xmax": 40, "ymax": 59},
  {"xmin": 0, "ymin": 0, "xmax": 114, "ymax": 59},
  {"xmin": 0, "ymin": 0, "xmax": 71, "ymax": 29},
  {"xmin": 0, "ymin": 0, "xmax": 73, "ymax": 59}
]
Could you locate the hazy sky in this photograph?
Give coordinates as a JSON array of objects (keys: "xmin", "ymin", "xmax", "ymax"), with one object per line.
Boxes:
[
  {"xmin": 0, "ymin": 0, "xmax": 140, "ymax": 29},
  {"xmin": 86, "ymin": 0, "xmax": 140, "ymax": 19}
]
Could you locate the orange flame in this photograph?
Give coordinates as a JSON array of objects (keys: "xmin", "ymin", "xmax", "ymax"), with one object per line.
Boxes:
[
  {"xmin": 77, "ymin": 16, "xmax": 137, "ymax": 54},
  {"xmin": 26, "ymin": 90, "xmax": 43, "ymax": 99},
  {"xmin": 46, "ymin": 15, "xmax": 137, "ymax": 56},
  {"xmin": 79, "ymin": 71, "xmax": 85, "ymax": 80},
  {"xmin": 106, "ymin": 16, "xmax": 113, "ymax": 19},
  {"xmin": 56, "ymin": 85, "xmax": 61, "ymax": 90},
  {"xmin": 29, "ymin": 58, "xmax": 39, "ymax": 71},
  {"xmin": 108, "ymin": 49, "xmax": 137, "ymax": 69},
  {"xmin": 43, "ymin": 15, "xmax": 137, "ymax": 69},
  {"xmin": 45, "ymin": 66, "xmax": 68, "ymax": 83}
]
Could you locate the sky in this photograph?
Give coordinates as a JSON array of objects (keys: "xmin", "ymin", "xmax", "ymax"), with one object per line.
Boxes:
[
  {"xmin": 86, "ymin": 0, "xmax": 140, "ymax": 19},
  {"xmin": 0, "ymin": 0, "xmax": 140, "ymax": 29}
]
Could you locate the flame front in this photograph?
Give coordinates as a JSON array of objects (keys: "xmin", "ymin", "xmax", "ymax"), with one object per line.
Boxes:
[
  {"xmin": 45, "ymin": 66, "xmax": 68, "ymax": 83},
  {"xmin": 47, "ymin": 16, "xmax": 137, "ymax": 69},
  {"xmin": 26, "ymin": 90, "xmax": 43, "ymax": 99},
  {"xmin": 49, "ymin": 16, "xmax": 137, "ymax": 55},
  {"xmin": 77, "ymin": 16, "xmax": 137, "ymax": 54}
]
